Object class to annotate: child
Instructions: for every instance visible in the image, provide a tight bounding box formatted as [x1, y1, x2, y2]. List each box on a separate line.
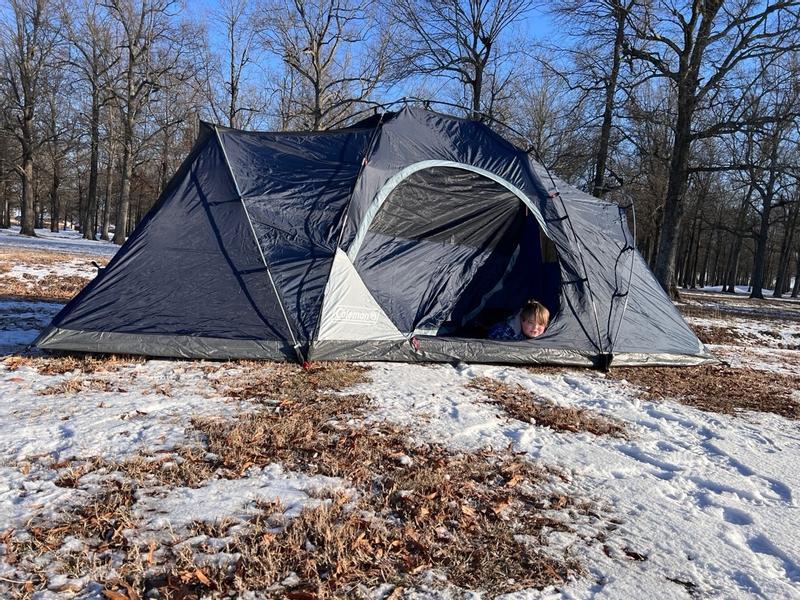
[488, 299, 550, 341]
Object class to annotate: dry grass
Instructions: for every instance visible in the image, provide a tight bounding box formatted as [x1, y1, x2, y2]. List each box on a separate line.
[3, 481, 137, 597]
[213, 361, 371, 403]
[168, 438, 582, 598]
[689, 323, 800, 350]
[51, 449, 217, 490]
[38, 376, 125, 396]
[3, 362, 594, 598]
[469, 377, 628, 438]
[691, 325, 750, 346]
[3, 354, 144, 375]
[0, 248, 107, 301]
[611, 364, 800, 419]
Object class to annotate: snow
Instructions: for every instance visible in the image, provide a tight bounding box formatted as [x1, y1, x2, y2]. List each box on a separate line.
[0, 299, 62, 353]
[135, 464, 347, 532]
[357, 363, 800, 598]
[1, 229, 800, 598]
[0, 227, 119, 256]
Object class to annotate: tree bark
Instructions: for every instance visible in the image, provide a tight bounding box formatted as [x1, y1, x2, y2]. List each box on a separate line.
[591, 1, 626, 198]
[750, 124, 783, 299]
[48, 158, 60, 232]
[772, 201, 799, 297]
[654, 95, 694, 297]
[84, 87, 101, 240]
[113, 116, 133, 245]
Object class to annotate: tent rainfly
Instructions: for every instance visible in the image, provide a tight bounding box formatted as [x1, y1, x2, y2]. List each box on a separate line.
[36, 108, 712, 368]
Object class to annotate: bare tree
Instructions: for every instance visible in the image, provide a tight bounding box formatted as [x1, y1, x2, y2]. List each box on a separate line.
[0, 0, 60, 237]
[199, 0, 267, 128]
[390, 0, 532, 121]
[772, 192, 800, 297]
[257, 0, 391, 130]
[745, 116, 797, 299]
[104, 0, 194, 244]
[0, 125, 14, 228]
[63, 0, 119, 239]
[549, 0, 634, 197]
[622, 0, 800, 296]
[507, 59, 593, 181]
[41, 64, 79, 232]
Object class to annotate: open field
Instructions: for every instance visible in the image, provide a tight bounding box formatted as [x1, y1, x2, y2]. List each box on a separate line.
[1, 231, 799, 599]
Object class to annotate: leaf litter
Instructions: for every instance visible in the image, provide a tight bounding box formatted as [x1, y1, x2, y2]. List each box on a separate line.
[1, 362, 605, 599]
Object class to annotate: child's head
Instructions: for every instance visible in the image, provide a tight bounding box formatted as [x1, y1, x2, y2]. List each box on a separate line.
[520, 299, 549, 338]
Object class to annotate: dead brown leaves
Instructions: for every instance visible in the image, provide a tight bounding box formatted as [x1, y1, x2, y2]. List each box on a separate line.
[611, 364, 800, 419]
[3, 363, 595, 598]
[214, 361, 371, 403]
[691, 325, 749, 346]
[3, 354, 143, 375]
[185, 366, 587, 596]
[180, 429, 582, 597]
[469, 377, 628, 438]
[38, 377, 125, 396]
[4, 480, 137, 596]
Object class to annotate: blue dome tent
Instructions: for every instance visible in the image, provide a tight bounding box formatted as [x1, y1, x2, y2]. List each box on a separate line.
[36, 108, 711, 368]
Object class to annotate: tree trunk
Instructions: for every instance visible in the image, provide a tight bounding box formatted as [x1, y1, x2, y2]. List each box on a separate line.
[113, 123, 133, 245]
[698, 223, 717, 288]
[49, 159, 60, 232]
[19, 150, 36, 236]
[750, 130, 782, 299]
[84, 88, 101, 240]
[680, 210, 699, 288]
[654, 94, 694, 297]
[750, 201, 773, 299]
[773, 201, 799, 297]
[724, 190, 752, 292]
[0, 164, 8, 228]
[471, 61, 484, 121]
[591, 2, 625, 198]
[791, 251, 800, 297]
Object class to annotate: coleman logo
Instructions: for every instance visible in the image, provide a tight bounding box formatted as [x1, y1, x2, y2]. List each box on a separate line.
[332, 305, 383, 323]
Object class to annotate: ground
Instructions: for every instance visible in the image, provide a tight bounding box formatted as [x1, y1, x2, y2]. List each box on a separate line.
[0, 227, 799, 599]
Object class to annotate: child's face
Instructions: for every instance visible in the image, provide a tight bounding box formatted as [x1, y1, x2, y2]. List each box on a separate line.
[521, 316, 546, 338]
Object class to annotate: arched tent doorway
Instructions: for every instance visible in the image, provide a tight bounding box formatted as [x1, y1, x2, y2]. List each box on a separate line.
[348, 163, 561, 338]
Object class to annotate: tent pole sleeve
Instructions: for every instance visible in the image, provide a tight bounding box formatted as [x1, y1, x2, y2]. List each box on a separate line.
[609, 201, 637, 354]
[213, 125, 304, 361]
[537, 177, 606, 355]
[346, 160, 551, 262]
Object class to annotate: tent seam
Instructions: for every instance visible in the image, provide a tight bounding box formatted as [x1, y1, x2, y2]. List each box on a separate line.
[213, 125, 303, 358]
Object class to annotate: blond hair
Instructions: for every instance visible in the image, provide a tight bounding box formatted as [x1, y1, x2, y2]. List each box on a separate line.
[520, 299, 549, 326]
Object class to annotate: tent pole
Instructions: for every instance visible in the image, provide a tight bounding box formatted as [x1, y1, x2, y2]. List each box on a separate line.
[213, 125, 305, 364]
[609, 201, 637, 355]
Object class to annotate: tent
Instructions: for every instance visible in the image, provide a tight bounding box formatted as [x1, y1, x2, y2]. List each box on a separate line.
[36, 107, 712, 367]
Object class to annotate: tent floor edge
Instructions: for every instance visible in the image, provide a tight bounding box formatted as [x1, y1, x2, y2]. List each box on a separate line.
[34, 327, 298, 361]
[309, 338, 716, 367]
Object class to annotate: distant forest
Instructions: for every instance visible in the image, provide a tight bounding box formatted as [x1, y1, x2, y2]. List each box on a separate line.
[2, 0, 800, 298]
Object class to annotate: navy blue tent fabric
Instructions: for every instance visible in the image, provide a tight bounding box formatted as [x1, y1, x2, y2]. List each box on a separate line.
[48, 127, 292, 343]
[36, 108, 711, 367]
[218, 128, 372, 338]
